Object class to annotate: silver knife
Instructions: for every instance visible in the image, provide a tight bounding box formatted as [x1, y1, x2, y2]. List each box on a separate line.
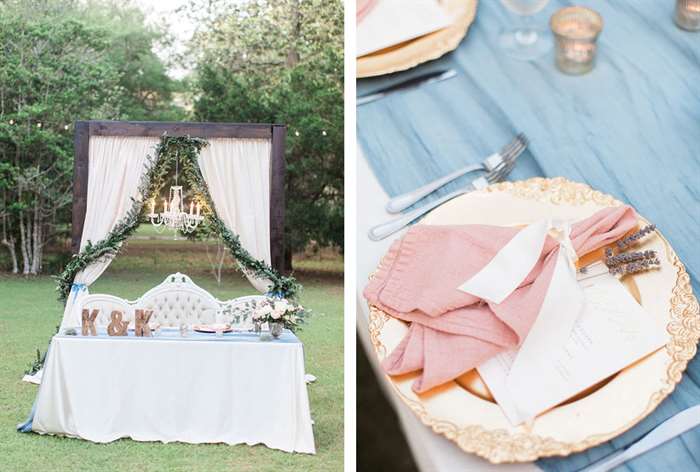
[581, 404, 700, 472]
[357, 69, 457, 106]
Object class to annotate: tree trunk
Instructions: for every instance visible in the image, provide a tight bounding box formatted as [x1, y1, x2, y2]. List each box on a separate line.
[1, 191, 19, 274]
[19, 209, 31, 275]
[30, 199, 41, 274]
[205, 238, 226, 286]
[284, 246, 293, 274]
[286, 0, 301, 67]
[1, 236, 18, 273]
[215, 243, 224, 285]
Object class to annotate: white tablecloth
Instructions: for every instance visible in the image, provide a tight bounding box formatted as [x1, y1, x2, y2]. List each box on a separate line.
[356, 149, 537, 471]
[32, 330, 315, 454]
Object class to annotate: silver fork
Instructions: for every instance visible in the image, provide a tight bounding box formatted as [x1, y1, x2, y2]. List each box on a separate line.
[368, 158, 517, 241]
[385, 133, 528, 213]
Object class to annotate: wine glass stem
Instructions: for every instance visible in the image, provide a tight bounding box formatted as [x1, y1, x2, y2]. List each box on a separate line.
[515, 15, 538, 46]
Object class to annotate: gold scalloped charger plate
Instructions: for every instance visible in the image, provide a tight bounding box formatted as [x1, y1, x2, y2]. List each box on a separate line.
[368, 177, 700, 463]
[357, 0, 478, 78]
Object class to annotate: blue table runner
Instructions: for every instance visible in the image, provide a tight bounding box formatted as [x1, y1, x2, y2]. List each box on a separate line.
[358, 1, 700, 470]
[52, 329, 300, 344]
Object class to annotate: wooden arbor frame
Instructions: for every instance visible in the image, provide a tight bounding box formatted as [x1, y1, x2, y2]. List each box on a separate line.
[71, 121, 287, 273]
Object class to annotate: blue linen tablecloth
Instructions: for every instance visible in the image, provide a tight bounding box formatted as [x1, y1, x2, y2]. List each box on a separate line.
[357, 1, 700, 470]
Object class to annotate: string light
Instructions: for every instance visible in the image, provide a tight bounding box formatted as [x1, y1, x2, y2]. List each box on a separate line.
[322, 130, 327, 136]
[36, 122, 42, 128]
[8, 119, 14, 125]
[294, 131, 300, 137]
[64, 125, 70, 130]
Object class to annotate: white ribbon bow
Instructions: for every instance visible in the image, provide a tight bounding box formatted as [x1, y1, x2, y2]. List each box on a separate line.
[458, 219, 585, 423]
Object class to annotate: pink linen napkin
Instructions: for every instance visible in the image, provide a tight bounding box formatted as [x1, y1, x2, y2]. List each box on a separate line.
[357, 0, 378, 23]
[364, 206, 638, 393]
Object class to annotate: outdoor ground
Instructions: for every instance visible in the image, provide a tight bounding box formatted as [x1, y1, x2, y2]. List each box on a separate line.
[0, 228, 343, 472]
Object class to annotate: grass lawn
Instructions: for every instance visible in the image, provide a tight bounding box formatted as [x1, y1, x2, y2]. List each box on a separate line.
[0, 232, 343, 472]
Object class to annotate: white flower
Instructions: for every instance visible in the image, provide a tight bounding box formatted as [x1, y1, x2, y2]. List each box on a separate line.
[252, 302, 273, 320]
[274, 300, 289, 313]
[271, 310, 282, 320]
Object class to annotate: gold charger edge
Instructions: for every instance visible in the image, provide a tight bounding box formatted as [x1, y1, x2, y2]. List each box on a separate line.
[357, 0, 478, 78]
[367, 177, 700, 463]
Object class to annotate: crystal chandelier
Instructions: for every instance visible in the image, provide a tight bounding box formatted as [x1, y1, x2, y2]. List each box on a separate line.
[147, 153, 204, 234]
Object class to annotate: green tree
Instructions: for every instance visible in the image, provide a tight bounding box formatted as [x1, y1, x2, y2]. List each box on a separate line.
[0, 0, 182, 274]
[77, 0, 186, 121]
[184, 0, 344, 268]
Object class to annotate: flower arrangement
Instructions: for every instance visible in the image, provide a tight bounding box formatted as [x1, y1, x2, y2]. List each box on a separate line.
[252, 297, 308, 332]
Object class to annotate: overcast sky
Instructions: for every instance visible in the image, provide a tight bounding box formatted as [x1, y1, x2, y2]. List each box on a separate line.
[133, 0, 197, 79]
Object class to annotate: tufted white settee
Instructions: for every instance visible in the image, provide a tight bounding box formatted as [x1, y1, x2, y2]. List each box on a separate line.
[78, 272, 265, 329]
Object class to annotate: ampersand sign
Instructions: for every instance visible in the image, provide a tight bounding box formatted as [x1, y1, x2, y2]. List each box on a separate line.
[107, 310, 129, 336]
[81, 309, 98, 336]
[134, 309, 153, 337]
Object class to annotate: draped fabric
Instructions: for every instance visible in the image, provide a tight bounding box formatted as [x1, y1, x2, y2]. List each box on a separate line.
[198, 138, 273, 293]
[59, 136, 159, 329]
[365, 206, 638, 394]
[30, 331, 315, 453]
[59, 135, 273, 326]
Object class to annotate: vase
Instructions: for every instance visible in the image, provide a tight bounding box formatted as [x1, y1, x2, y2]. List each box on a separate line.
[253, 320, 262, 336]
[269, 321, 283, 339]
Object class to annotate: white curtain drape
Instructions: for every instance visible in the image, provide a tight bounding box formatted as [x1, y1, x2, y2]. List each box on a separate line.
[198, 138, 272, 293]
[60, 136, 159, 329]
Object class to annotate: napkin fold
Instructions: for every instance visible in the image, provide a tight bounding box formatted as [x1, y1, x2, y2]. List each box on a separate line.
[364, 205, 638, 393]
[357, 0, 377, 23]
[356, 0, 452, 57]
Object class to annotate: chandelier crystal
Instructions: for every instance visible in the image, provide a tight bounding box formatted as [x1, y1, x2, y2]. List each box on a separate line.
[148, 186, 203, 234]
[147, 152, 203, 234]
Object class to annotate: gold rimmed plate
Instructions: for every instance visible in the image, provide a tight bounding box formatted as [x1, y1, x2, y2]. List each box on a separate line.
[357, 0, 478, 78]
[367, 177, 700, 463]
[193, 324, 233, 334]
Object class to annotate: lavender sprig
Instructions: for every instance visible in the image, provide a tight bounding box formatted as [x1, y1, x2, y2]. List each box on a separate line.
[616, 224, 656, 250]
[609, 257, 661, 276]
[579, 225, 660, 279]
[605, 249, 657, 267]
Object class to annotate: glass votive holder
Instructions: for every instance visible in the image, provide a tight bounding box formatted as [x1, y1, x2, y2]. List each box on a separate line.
[675, 0, 700, 31]
[550, 6, 604, 75]
[179, 323, 190, 337]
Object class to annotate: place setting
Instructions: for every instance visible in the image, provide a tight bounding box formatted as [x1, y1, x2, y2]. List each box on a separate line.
[356, 0, 477, 78]
[360, 129, 700, 468]
[356, 1, 700, 470]
[356, 0, 608, 122]
[364, 172, 698, 464]
[359, 128, 700, 469]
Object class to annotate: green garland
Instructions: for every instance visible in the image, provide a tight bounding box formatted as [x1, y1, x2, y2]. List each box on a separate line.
[55, 135, 300, 303]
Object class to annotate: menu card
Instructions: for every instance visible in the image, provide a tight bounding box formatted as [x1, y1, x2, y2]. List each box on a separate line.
[477, 274, 668, 426]
[357, 0, 452, 57]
